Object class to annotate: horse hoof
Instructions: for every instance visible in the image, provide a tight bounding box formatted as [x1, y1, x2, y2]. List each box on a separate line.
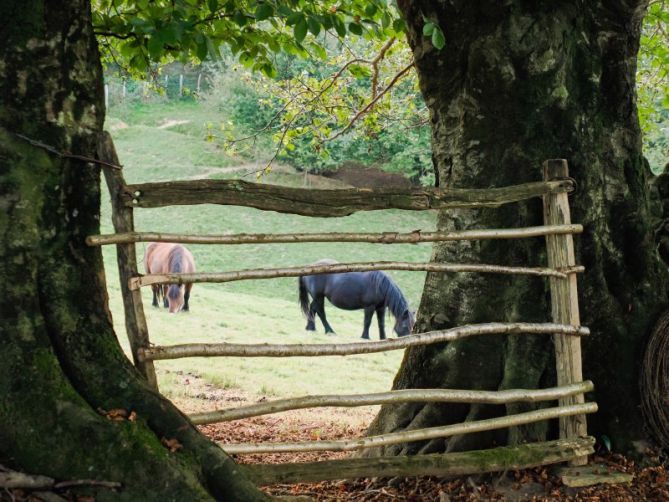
[361, 335, 370, 340]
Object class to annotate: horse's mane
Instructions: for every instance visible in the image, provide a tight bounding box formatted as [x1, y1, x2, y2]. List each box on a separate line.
[167, 246, 186, 300]
[370, 271, 409, 318]
[168, 246, 185, 274]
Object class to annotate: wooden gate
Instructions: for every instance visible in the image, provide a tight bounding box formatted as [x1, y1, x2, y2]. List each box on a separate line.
[89, 133, 596, 484]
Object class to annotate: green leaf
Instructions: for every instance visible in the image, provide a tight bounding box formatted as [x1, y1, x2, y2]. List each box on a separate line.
[348, 64, 371, 78]
[207, 0, 218, 13]
[321, 14, 333, 30]
[260, 62, 277, 78]
[294, 19, 308, 43]
[195, 37, 208, 61]
[310, 42, 327, 60]
[255, 4, 273, 21]
[233, 11, 248, 26]
[365, 4, 377, 17]
[277, 5, 292, 16]
[431, 26, 445, 50]
[381, 13, 391, 28]
[307, 16, 321, 36]
[286, 12, 303, 26]
[423, 21, 435, 36]
[239, 51, 254, 68]
[160, 24, 180, 44]
[333, 16, 346, 37]
[392, 18, 405, 33]
[348, 22, 363, 36]
[147, 36, 163, 59]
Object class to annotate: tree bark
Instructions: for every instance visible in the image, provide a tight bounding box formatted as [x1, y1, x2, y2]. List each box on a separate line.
[0, 2, 267, 500]
[367, 0, 668, 455]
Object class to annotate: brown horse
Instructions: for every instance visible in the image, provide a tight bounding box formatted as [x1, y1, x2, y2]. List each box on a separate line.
[143, 243, 196, 313]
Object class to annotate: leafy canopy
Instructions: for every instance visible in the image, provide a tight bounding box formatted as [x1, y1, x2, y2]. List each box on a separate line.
[93, 0, 406, 77]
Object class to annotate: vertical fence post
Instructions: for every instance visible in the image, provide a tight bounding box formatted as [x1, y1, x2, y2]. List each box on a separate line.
[543, 159, 587, 466]
[179, 74, 184, 96]
[104, 84, 109, 109]
[97, 132, 159, 390]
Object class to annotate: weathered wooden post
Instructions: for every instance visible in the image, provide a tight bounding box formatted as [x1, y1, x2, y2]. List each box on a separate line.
[98, 131, 159, 390]
[543, 159, 587, 465]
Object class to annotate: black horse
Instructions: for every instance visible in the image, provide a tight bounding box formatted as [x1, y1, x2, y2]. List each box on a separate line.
[298, 259, 415, 339]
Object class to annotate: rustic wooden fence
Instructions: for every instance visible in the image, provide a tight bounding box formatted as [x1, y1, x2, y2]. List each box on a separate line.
[90, 132, 596, 484]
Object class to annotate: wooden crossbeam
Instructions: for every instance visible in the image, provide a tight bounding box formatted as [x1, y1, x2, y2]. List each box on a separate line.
[86, 224, 583, 246]
[190, 381, 594, 425]
[139, 323, 589, 361]
[242, 437, 596, 485]
[122, 178, 576, 215]
[221, 403, 598, 454]
[129, 261, 585, 290]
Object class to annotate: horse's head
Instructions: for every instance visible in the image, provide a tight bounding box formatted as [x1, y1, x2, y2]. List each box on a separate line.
[166, 284, 185, 313]
[393, 309, 415, 337]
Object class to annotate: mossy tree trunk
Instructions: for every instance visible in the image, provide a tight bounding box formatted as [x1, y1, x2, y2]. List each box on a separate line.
[0, 2, 267, 500]
[367, 0, 668, 455]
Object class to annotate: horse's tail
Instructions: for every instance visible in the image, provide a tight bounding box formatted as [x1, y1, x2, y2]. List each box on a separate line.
[298, 276, 310, 318]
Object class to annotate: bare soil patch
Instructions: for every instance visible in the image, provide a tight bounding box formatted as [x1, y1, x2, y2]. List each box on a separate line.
[322, 165, 414, 189]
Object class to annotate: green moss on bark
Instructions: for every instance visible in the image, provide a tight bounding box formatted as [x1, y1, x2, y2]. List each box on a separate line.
[369, 0, 668, 456]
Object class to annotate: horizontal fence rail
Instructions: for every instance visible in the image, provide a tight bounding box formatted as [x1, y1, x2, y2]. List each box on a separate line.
[243, 437, 596, 485]
[140, 322, 590, 361]
[190, 381, 594, 425]
[122, 178, 576, 215]
[86, 224, 583, 247]
[221, 402, 598, 454]
[129, 261, 585, 290]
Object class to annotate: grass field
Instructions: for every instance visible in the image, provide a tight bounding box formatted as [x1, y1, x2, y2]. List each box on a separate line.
[103, 101, 436, 409]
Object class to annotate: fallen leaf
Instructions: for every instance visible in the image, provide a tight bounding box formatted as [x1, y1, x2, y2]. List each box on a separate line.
[161, 438, 183, 453]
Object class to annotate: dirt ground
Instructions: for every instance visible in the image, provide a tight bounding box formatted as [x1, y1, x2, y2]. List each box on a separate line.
[192, 386, 669, 501]
[203, 419, 669, 501]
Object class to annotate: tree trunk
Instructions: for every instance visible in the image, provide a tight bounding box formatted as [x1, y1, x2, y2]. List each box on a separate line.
[367, 0, 668, 455]
[0, 2, 267, 500]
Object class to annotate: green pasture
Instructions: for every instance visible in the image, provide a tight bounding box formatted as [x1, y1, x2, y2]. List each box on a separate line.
[102, 101, 437, 406]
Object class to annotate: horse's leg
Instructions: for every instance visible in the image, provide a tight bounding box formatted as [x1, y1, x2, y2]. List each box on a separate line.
[305, 299, 317, 331]
[376, 306, 386, 340]
[314, 296, 335, 334]
[183, 284, 192, 312]
[151, 286, 159, 307]
[162, 285, 169, 308]
[361, 306, 375, 340]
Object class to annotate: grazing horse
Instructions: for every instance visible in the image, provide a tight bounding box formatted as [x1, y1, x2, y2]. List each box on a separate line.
[298, 259, 415, 339]
[143, 243, 196, 313]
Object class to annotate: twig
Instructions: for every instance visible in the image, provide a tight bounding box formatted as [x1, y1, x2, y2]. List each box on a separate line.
[14, 133, 123, 170]
[0, 466, 121, 492]
[323, 61, 415, 143]
[53, 480, 122, 490]
[371, 38, 397, 98]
